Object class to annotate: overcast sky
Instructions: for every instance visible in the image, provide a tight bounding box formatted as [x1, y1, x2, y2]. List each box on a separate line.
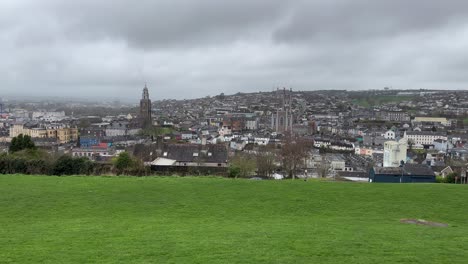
[1, 0, 468, 101]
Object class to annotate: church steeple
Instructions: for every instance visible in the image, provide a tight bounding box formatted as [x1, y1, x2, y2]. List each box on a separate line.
[142, 83, 149, 100]
[139, 83, 152, 127]
[271, 87, 293, 133]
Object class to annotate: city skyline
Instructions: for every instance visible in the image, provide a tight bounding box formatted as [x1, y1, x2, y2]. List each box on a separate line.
[2, 86, 467, 104]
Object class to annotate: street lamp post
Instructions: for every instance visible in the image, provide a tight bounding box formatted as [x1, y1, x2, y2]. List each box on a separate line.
[399, 160, 405, 183]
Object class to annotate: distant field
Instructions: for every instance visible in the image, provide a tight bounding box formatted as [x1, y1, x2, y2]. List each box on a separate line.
[1, 175, 467, 263]
[353, 95, 415, 108]
[463, 117, 468, 125]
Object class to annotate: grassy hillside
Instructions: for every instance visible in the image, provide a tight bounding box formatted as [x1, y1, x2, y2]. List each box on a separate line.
[1, 175, 467, 263]
[352, 95, 415, 108]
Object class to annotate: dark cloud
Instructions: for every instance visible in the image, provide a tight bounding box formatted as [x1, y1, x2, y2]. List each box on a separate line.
[1, 0, 468, 101]
[45, 0, 290, 49]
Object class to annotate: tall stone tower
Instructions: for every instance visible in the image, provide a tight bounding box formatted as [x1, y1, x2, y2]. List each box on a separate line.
[140, 83, 152, 127]
[271, 88, 293, 133]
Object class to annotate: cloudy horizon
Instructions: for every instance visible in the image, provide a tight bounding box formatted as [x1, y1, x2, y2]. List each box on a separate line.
[2, 0, 468, 101]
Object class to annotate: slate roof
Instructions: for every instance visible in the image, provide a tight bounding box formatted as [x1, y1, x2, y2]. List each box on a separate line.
[373, 164, 435, 177]
[403, 164, 435, 176]
[162, 144, 228, 163]
[374, 167, 402, 175]
[406, 131, 447, 136]
[337, 171, 369, 178]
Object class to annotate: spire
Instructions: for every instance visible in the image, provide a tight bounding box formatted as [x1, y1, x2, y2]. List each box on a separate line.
[142, 83, 149, 100]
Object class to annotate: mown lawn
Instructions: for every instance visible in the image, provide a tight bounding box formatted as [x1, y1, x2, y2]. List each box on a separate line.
[0, 175, 467, 263]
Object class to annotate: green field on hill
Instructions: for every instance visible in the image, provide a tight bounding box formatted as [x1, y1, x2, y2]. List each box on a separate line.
[352, 95, 415, 108]
[1, 175, 467, 263]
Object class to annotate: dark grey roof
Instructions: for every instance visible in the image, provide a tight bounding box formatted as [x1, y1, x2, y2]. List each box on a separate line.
[337, 171, 369, 178]
[406, 131, 447, 136]
[450, 148, 468, 154]
[109, 121, 130, 129]
[373, 164, 435, 177]
[403, 164, 435, 176]
[330, 141, 354, 148]
[374, 167, 402, 175]
[163, 144, 228, 163]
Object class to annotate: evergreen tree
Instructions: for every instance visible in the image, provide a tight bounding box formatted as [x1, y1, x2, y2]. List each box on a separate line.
[52, 155, 93, 176]
[113, 152, 134, 175]
[9, 134, 36, 153]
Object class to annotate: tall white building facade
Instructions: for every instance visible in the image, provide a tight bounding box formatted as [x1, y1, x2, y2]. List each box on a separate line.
[383, 139, 407, 167]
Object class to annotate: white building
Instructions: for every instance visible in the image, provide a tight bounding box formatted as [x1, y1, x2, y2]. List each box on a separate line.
[313, 139, 331, 148]
[230, 139, 247, 151]
[328, 154, 346, 171]
[404, 131, 448, 146]
[218, 125, 232, 137]
[11, 109, 29, 119]
[383, 130, 396, 140]
[105, 128, 141, 137]
[383, 139, 407, 167]
[72, 147, 115, 160]
[433, 139, 452, 152]
[254, 137, 269, 146]
[355, 147, 374, 156]
[413, 117, 451, 126]
[246, 119, 258, 130]
[32, 111, 66, 122]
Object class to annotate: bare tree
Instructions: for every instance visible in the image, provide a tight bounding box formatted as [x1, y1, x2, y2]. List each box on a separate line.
[281, 133, 312, 179]
[230, 153, 256, 178]
[256, 146, 277, 178]
[318, 157, 330, 178]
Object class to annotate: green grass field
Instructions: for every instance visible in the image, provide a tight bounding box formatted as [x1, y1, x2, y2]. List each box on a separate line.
[353, 95, 415, 108]
[1, 175, 467, 263]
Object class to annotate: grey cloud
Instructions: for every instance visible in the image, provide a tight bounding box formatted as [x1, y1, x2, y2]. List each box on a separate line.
[1, 0, 468, 101]
[274, 0, 468, 44]
[45, 0, 291, 49]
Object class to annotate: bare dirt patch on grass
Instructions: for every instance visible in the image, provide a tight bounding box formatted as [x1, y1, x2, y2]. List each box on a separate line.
[400, 219, 448, 227]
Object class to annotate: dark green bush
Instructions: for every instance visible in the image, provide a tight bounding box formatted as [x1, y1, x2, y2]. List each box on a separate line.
[228, 166, 241, 178]
[52, 155, 94, 176]
[444, 173, 457, 184]
[9, 134, 36, 153]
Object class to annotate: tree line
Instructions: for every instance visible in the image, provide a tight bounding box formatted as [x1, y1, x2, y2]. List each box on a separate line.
[229, 133, 314, 179]
[5, 133, 317, 179]
[0, 134, 148, 176]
